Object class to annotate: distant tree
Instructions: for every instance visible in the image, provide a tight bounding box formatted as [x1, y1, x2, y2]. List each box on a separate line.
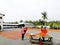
[25, 20, 27, 23]
[28, 20, 33, 23]
[14, 21, 18, 24]
[41, 11, 48, 25]
[25, 20, 29, 23]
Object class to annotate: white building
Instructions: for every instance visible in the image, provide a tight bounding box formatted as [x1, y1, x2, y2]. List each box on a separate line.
[18, 22, 34, 28]
[0, 13, 5, 31]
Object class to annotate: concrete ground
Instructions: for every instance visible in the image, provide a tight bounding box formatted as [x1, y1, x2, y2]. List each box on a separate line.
[0, 28, 60, 45]
[0, 35, 35, 45]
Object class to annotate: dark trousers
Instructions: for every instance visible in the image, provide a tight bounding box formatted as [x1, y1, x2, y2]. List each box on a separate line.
[22, 34, 24, 40]
[42, 37, 45, 41]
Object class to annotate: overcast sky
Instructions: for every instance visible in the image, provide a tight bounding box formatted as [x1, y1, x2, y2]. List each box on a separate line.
[0, 0, 60, 22]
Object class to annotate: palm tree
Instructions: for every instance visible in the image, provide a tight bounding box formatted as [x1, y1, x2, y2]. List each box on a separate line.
[41, 12, 48, 25]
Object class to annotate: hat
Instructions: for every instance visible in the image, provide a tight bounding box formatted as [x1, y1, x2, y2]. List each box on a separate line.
[43, 25, 46, 28]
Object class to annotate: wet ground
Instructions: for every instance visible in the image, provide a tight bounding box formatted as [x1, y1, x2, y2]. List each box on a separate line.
[0, 29, 60, 45]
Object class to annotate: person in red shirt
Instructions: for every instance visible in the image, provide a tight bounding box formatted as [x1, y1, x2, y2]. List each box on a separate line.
[24, 27, 27, 34]
[21, 26, 27, 40]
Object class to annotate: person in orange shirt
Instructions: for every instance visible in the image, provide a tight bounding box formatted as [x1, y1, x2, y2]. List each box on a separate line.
[40, 26, 47, 41]
[41, 26, 47, 36]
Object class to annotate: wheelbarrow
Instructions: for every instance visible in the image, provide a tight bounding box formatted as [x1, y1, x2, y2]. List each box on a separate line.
[29, 34, 53, 45]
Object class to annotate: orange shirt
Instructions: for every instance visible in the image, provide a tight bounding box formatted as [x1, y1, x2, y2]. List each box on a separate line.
[41, 28, 47, 34]
[40, 28, 47, 36]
